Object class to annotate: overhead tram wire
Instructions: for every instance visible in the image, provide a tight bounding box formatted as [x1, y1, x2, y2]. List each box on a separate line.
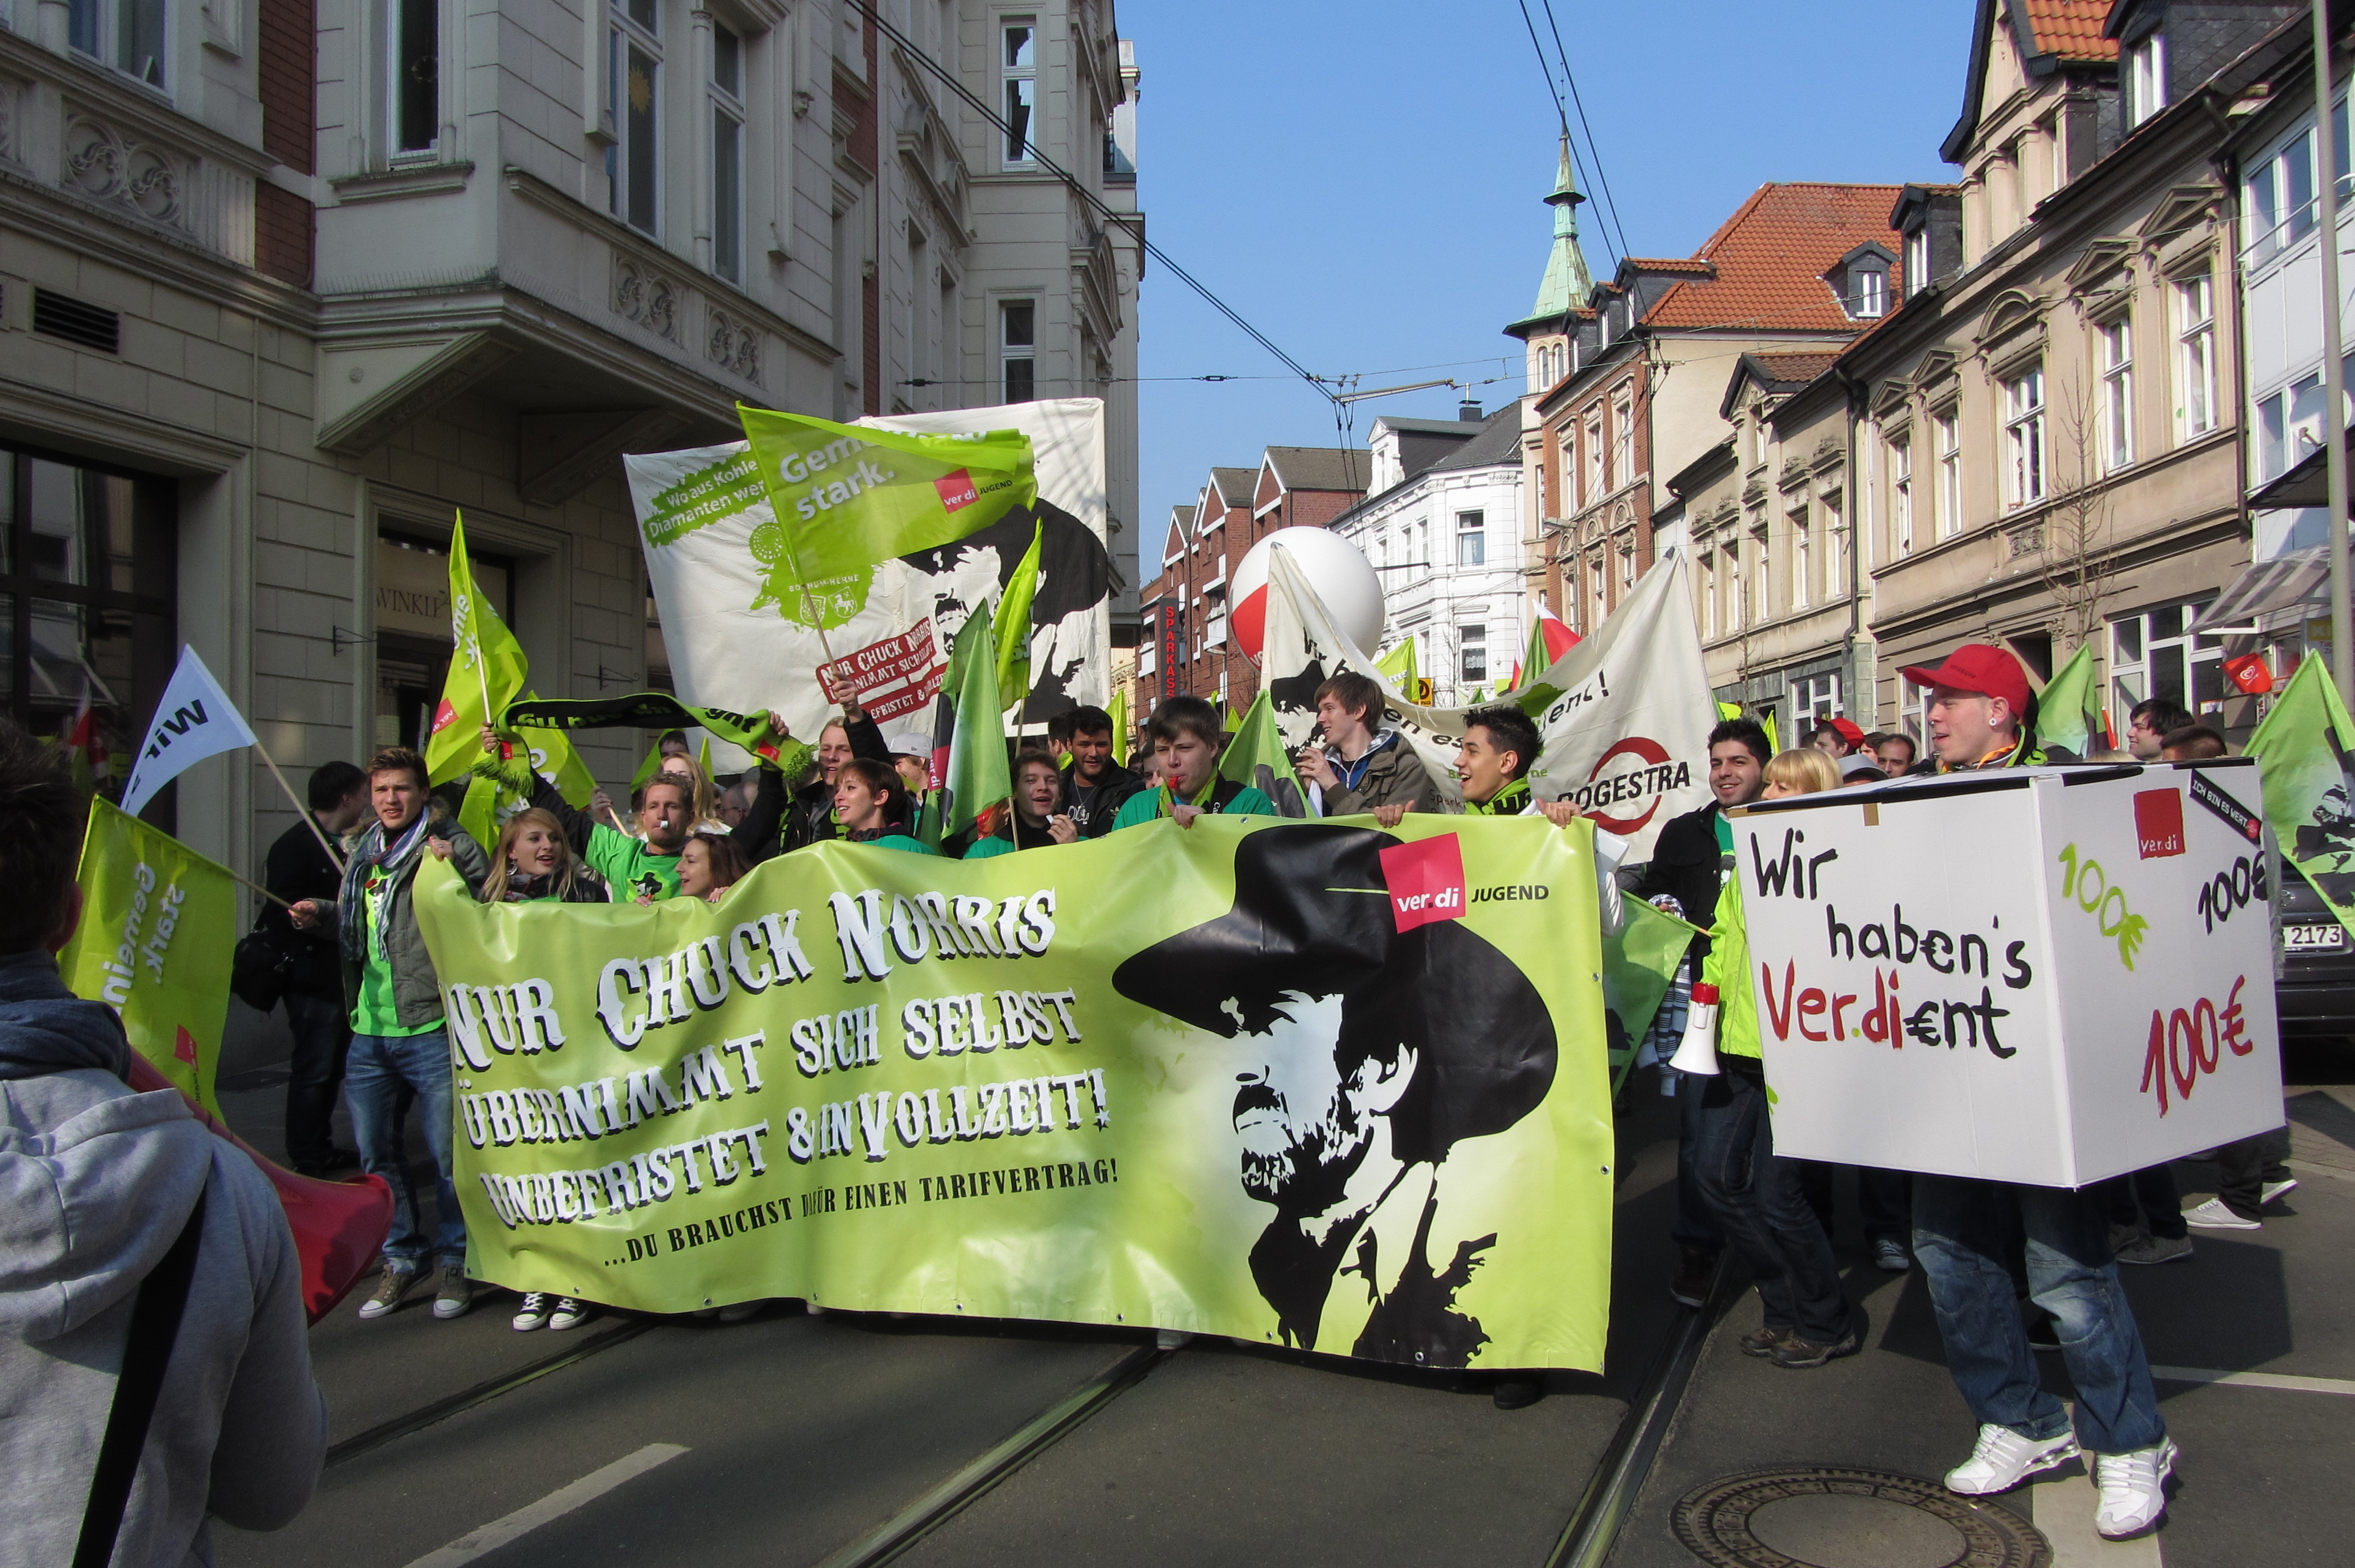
[841, 0, 1339, 412]
[1512, 0, 1618, 274]
[1538, 0, 1634, 264]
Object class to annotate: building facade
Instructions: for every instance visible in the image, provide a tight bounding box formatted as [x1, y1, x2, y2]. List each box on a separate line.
[0, 0, 1140, 887]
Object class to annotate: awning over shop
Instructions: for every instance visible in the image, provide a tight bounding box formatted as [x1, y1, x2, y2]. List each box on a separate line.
[2194, 544, 2329, 630]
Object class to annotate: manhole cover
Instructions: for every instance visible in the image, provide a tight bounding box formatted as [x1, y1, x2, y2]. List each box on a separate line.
[1671, 1468, 2048, 1568]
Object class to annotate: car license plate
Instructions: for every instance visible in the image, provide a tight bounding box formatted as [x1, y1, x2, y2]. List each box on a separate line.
[2284, 923, 2349, 953]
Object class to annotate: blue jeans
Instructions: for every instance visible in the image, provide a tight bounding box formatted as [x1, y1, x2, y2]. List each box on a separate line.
[346, 1030, 466, 1273]
[1912, 1176, 2165, 1455]
[1689, 1064, 1851, 1344]
[1673, 1067, 1723, 1250]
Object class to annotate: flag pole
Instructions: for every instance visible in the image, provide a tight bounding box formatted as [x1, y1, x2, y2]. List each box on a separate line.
[224, 864, 297, 911]
[253, 738, 345, 873]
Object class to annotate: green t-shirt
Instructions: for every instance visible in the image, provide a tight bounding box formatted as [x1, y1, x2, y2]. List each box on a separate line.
[350, 866, 442, 1038]
[1110, 782, 1276, 832]
[586, 822, 682, 902]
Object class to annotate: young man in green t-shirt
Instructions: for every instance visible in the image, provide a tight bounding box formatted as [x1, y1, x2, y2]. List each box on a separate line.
[487, 723, 691, 901]
[1111, 696, 1275, 831]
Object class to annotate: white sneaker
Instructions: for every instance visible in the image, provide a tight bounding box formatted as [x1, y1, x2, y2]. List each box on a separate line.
[2184, 1197, 2260, 1230]
[2263, 1177, 2298, 1204]
[2094, 1439, 2177, 1539]
[512, 1292, 552, 1331]
[547, 1298, 591, 1331]
[1943, 1424, 2079, 1495]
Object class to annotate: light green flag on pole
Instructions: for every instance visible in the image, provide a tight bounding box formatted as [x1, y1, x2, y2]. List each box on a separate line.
[56, 799, 236, 1117]
[1376, 639, 1419, 693]
[1600, 899, 1701, 1090]
[1107, 684, 1129, 766]
[995, 520, 1043, 714]
[2036, 641, 2106, 759]
[943, 602, 1009, 841]
[735, 408, 1036, 619]
[1219, 689, 1309, 816]
[2250, 655, 2355, 932]
[425, 512, 530, 788]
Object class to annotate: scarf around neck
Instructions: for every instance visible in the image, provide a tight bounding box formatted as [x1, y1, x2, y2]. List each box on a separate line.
[337, 810, 433, 962]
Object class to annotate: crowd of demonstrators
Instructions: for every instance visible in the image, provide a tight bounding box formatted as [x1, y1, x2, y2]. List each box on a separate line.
[1, 719, 327, 1562]
[1296, 672, 1447, 819]
[1059, 706, 1146, 836]
[261, 759, 369, 1178]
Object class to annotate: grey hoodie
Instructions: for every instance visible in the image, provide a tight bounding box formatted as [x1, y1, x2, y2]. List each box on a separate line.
[0, 950, 325, 1565]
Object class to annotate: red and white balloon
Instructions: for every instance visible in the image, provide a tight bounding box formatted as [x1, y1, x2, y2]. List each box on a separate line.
[1230, 527, 1386, 665]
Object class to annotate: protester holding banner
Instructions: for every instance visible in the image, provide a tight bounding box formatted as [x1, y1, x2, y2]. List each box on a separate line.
[0, 719, 329, 1565]
[677, 830, 752, 902]
[782, 703, 894, 855]
[1058, 705, 1146, 838]
[262, 760, 367, 1178]
[1111, 697, 1276, 829]
[290, 747, 490, 1321]
[969, 751, 1078, 858]
[481, 810, 609, 905]
[490, 723, 691, 902]
[1455, 705, 1541, 818]
[1631, 717, 1769, 1308]
[1298, 672, 1445, 820]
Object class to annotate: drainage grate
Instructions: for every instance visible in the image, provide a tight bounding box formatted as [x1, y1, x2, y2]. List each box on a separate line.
[1671, 1467, 2049, 1568]
[34, 289, 121, 353]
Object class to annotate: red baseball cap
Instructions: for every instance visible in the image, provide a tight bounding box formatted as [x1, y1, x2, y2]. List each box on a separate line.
[1900, 643, 2032, 718]
[1827, 717, 1867, 746]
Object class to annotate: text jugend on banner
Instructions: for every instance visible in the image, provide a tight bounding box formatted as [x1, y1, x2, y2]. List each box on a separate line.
[414, 816, 1617, 1371]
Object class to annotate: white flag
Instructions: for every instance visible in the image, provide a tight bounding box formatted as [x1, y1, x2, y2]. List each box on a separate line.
[120, 647, 257, 818]
[1258, 547, 1714, 858]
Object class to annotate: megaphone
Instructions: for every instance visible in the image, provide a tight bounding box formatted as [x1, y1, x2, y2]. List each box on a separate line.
[1668, 982, 1722, 1076]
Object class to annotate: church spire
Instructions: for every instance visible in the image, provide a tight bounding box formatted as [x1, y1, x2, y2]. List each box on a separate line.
[1506, 133, 1596, 338]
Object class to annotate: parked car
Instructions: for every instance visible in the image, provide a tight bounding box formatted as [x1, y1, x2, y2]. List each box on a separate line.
[2276, 861, 2355, 1038]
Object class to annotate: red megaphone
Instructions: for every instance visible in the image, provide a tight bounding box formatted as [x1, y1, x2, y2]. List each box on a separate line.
[126, 1055, 394, 1326]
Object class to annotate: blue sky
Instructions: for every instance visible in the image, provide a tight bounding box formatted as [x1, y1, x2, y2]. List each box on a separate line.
[1118, 0, 1981, 537]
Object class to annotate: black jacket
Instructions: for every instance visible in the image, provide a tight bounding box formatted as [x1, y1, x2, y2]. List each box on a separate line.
[260, 819, 345, 999]
[735, 712, 891, 862]
[1059, 760, 1146, 839]
[1631, 800, 1733, 961]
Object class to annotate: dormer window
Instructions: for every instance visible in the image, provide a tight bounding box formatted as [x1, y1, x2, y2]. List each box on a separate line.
[1905, 228, 1929, 297]
[1830, 244, 1895, 321]
[2127, 32, 2167, 127]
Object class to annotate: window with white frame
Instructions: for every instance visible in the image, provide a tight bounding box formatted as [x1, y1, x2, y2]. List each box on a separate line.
[387, 0, 438, 152]
[1723, 545, 1742, 630]
[2108, 599, 2221, 722]
[2098, 317, 2133, 473]
[1701, 556, 1717, 638]
[1590, 553, 1607, 628]
[608, 0, 661, 235]
[2175, 273, 2216, 437]
[1001, 17, 1038, 167]
[1000, 300, 1036, 402]
[2127, 32, 2166, 127]
[1790, 671, 1842, 723]
[1790, 508, 1810, 610]
[2003, 367, 2045, 510]
[1752, 532, 1770, 623]
[1905, 228, 1929, 297]
[2245, 121, 2317, 264]
[2256, 373, 2325, 481]
[1612, 390, 1634, 484]
[1934, 410, 1961, 537]
[1618, 544, 1634, 596]
[1890, 434, 1914, 555]
[1460, 623, 1487, 685]
[69, 0, 167, 91]
[711, 22, 745, 285]
[1584, 410, 1604, 504]
[1455, 510, 1485, 567]
[1826, 493, 1846, 599]
[1848, 259, 1889, 319]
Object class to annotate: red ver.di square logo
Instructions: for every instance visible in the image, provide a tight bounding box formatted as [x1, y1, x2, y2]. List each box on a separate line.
[2132, 789, 2185, 859]
[1379, 833, 1467, 932]
[934, 469, 980, 512]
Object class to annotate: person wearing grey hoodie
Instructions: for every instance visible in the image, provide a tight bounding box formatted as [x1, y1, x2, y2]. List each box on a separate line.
[0, 720, 326, 1564]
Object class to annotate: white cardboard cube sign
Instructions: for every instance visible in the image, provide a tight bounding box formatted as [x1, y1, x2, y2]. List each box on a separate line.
[1731, 761, 2283, 1188]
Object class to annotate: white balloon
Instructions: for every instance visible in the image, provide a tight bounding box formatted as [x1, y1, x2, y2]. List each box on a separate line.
[1231, 527, 1385, 665]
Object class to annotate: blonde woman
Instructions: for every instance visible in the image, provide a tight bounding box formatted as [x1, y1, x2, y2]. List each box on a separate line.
[1686, 745, 1860, 1370]
[482, 809, 609, 905]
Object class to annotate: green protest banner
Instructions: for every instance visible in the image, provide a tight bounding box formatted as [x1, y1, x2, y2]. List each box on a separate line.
[414, 815, 1615, 1370]
[57, 799, 236, 1117]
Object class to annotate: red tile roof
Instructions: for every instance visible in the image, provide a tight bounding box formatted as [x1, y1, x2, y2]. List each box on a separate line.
[2021, 0, 2118, 62]
[1750, 350, 1843, 386]
[1643, 182, 1909, 333]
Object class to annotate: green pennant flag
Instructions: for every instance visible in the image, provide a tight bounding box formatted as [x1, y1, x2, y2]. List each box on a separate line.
[735, 407, 1036, 613]
[425, 513, 532, 788]
[2036, 642, 2107, 759]
[1107, 684, 1129, 767]
[1376, 639, 1419, 693]
[1220, 689, 1309, 816]
[631, 740, 665, 793]
[1600, 899, 1701, 1084]
[1717, 700, 1742, 721]
[943, 604, 1009, 842]
[56, 799, 236, 1118]
[2250, 656, 2355, 933]
[996, 520, 1043, 714]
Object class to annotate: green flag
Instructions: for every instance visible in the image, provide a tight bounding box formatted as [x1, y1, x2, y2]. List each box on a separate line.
[1376, 640, 1418, 693]
[425, 513, 530, 788]
[1220, 689, 1309, 816]
[2250, 656, 2355, 932]
[1601, 899, 1700, 1085]
[2036, 642, 2107, 759]
[943, 603, 1009, 841]
[735, 407, 1036, 612]
[57, 799, 236, 1118]
[1108, 684, 1129, 767]
[996, 520, 1043, 713]
[503, 692, 791, 765]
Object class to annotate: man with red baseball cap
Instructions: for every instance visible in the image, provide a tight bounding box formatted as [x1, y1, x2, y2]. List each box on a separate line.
[1900, 644, 2045, 772]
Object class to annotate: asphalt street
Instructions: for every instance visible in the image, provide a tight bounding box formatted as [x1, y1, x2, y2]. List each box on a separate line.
[204, 1000, 2355, 1568]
